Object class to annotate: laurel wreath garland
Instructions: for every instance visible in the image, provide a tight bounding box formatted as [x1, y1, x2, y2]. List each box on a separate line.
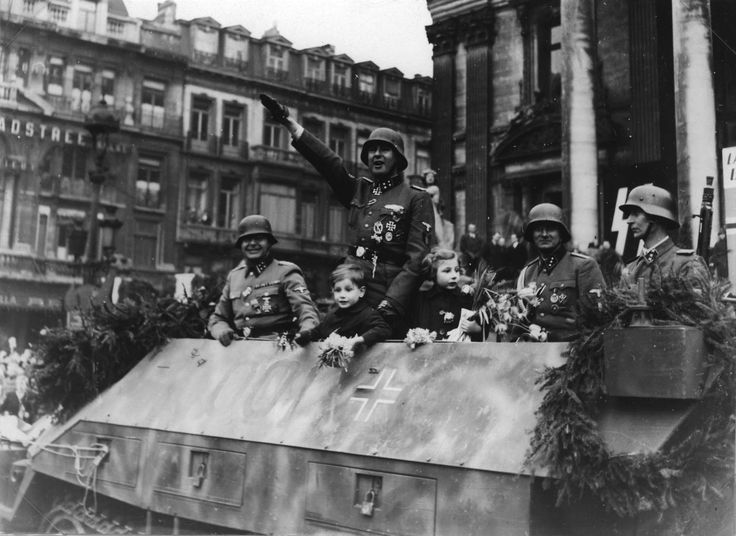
[25, 275, 221, 422]
[525, 277, 736, 526]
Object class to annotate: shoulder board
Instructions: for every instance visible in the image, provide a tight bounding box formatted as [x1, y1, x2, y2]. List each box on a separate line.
[277, 260, 298, 268]
[571, 251, 593, 260]
[411, 184, 428, 192]
[360, 176, 374, 184]
[524, 257, 539, 267]
[676, 249, 695, 256]
[231, 262, 246, 272]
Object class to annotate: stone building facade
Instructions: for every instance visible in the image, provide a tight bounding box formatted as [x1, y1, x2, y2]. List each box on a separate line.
[426, 0, 733, 261]
[0, 0, 432, 347]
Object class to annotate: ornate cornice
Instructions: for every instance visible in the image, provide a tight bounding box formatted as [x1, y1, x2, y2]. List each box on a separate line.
[466, 7, 495, 48]
[426, 18, 459, 56]
[426, 5, 495, 54]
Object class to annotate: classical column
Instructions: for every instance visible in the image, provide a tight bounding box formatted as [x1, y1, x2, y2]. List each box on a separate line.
[465, 9, 494, 239]
[561, 0, 598, 247]
[672, 0, 719, 248]
[426, 21, 457, 204]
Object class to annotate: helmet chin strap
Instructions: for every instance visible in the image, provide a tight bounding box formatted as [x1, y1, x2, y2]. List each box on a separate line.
[639, 221, 652, 242]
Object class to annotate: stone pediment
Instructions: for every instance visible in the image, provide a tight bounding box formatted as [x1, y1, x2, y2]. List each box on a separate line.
[225, 25, 251, 37]
[303, 45, 334, 57]
[262, 26, 293, 46]
[333, 53, 354, 64]
[355, 60, 380, 71]
[381, 67, 404, 78]
[191, 16, 221, 28]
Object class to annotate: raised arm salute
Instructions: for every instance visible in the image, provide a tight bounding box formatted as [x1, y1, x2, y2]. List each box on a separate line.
[260, 94, 435, 335]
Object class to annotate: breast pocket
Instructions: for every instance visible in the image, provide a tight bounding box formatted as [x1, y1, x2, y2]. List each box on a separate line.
[548, 279, 578, 313]
[377, 208, 408, 244]
[251, 286, 291, 315]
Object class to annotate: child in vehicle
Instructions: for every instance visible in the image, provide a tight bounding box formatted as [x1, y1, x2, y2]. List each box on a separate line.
[295, 264, 391, 348]
[409, 248, 479, 340]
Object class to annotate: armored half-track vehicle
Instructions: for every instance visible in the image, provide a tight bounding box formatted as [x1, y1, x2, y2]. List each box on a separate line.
[0, 336, 732, 535]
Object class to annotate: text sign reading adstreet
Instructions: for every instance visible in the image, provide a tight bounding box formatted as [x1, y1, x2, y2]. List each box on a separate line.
[722, 146, 736, 189]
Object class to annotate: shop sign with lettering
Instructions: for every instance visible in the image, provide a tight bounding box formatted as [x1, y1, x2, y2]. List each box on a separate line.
[0, 116, 129, 154]
[0, 293, 61, 310]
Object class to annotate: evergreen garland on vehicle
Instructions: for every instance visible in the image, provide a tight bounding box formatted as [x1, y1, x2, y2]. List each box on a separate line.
[525, 278, 736, 525]
[25, 275, 221, 422]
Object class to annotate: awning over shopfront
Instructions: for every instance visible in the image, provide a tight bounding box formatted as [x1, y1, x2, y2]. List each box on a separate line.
[0, 279, 65, 311]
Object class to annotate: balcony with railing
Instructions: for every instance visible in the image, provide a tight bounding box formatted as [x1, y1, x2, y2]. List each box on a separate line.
[192, 50, 218, 67]
[250, 145, 306, 167]
[0, 250, 82, 283]
[45, 94, 86, 117]
[222, 56, 249, 73]
[106, 15, 140, 42]
[357, 90, 378, 106]
[0, 82, 18, 105]
[177, 221, 238, 245]
[264, 67, 289, 82]
[304, 77, 328, 93]
[330, 83, 352, 99]
[220, 140, 249, 159]
[186, 133, 218, 154]
[138, 108, 182, 135]
[381, 94, 401, 110]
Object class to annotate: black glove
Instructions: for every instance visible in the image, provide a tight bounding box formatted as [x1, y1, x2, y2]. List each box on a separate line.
[377, 299, 399, 321]
[260, 93, 290, 124]
[210, 325, 234, 347]
[294, 330, 311, 347]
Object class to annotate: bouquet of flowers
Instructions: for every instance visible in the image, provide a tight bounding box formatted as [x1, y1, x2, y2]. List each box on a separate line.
[275, 331, 296, 352]
[316, 332, 356, 370]
[472, 282, 548, 342]
[403, 328, 437, 349]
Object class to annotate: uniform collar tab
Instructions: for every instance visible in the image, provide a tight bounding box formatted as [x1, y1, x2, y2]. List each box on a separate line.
[246, 255, 273, 276]
[538, 246, 566, 274]
[371, 174, 402, 195]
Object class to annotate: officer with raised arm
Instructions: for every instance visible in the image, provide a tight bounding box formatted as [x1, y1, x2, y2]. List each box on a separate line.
[618, 183, 709, 290]
[208, 214, 320, 346]
[260, 94, 434, 334]
[517, 203, 605, 342]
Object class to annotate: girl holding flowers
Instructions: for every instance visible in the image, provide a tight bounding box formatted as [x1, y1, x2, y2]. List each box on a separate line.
[408, 248, 480, 340]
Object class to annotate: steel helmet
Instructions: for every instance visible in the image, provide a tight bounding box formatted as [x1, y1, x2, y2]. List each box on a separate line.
[360, 128, 408, 172]
[523, 203, 571, 242]
[235, 214, 277, 246]
[618, 183, 679, 228]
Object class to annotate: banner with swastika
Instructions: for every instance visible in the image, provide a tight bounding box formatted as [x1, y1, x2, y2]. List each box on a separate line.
[722, 146, 736, 189]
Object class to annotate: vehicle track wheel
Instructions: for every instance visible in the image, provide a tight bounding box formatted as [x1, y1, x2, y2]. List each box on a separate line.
[41, 506, 87, 534]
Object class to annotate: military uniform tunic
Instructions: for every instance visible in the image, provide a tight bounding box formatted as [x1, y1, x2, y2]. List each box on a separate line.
[208, 257, 319, 338]
[517, 249, 605, 342]
[620, 237, 709, 290]
[292, 130, 435, 315]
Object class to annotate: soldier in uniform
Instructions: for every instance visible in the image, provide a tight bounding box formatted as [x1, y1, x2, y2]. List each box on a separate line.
[618, 183, 710, 290]
[516, 203, 605, 342]
[260, 94, 435, 334]
[208, 215, 320, 346]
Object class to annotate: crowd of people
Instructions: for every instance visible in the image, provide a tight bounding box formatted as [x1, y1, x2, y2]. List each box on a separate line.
[0, 336, 32, 419]
[206, 95, 713, 352]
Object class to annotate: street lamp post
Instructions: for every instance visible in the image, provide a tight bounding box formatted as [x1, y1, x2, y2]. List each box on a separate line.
[83, 99, 120, 266]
